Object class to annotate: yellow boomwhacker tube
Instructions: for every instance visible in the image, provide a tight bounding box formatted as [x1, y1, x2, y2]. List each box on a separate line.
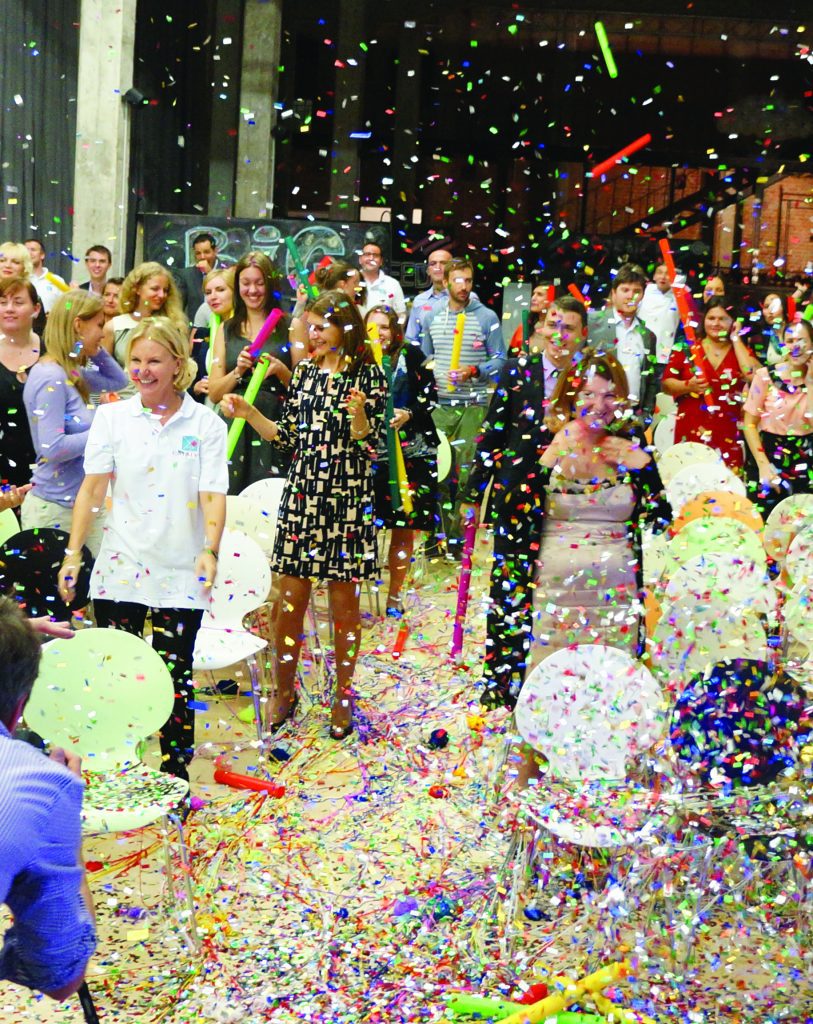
[447, 311, 466, 391]
[589, 990, 658, 1024]
[498, 961, 630, 1024]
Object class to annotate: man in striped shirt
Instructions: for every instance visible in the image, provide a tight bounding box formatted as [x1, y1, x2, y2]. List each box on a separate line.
[0, 599, 96, 1000]
[421, 258, 506, 558]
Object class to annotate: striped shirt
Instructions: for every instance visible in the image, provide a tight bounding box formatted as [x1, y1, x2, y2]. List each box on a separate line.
[425, 300, 506, 406]
[0, 723, 96, 993]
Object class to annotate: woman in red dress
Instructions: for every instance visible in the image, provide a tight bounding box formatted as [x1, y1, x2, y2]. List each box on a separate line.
[661, 299, 759, 469]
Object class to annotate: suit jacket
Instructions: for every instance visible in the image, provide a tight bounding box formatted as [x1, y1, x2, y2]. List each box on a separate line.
[587, 309, 660, 423]
[174, 265, 207, 323]
[463, 353, 555, 521]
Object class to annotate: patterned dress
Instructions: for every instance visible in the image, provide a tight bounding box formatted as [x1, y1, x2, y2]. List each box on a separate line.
[271, 359, 388, 581]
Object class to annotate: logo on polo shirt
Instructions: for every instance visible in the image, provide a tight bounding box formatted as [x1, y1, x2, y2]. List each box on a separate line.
[180, 435, 200, 454]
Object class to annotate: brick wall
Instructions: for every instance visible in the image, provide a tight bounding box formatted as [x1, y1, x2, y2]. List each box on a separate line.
[714, 173, 813, 276]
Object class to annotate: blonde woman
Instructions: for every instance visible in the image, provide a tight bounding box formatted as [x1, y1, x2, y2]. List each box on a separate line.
[190, 267, 235, 400]
[22, 291, 127, 552]
[58, 317, 227, 781]
[0, 242, 34, 280]
[102, 261, 187, 397]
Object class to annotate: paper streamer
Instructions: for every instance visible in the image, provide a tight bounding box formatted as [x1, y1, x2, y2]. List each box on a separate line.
[226, 354, 270, 460]
[247, 308, 284, 358]
[589, 133, 652, 178]
[448, 312, 466, 392]
[284, 236, 319, 300]
[450, 521, 476, 662]
[521, 308, 530, 343]
[446, 994, 524, 1018]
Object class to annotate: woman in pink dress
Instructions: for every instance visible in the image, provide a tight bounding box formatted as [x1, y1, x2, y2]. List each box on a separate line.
[661, 299, 759, 469]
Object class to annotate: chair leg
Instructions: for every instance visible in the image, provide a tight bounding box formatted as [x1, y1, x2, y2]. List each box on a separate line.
[165, 812, 201, 951]
[246, 653, 264, 745]
[78, 981, 101, 1024]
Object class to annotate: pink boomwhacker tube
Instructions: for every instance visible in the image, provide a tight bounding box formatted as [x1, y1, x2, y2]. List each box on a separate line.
[450, 522, 477, 661]
[247, 308, 284, 359]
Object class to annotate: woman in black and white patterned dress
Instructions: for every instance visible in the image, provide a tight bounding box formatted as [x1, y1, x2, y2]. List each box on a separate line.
[223, 290, 387, 739]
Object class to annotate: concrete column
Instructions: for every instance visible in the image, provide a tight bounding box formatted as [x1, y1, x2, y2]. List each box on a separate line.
[328, 1, 366, 220]
[208, 0, 243, 217]
[71, 0, 137, 278]
[234, 0, 282, 219]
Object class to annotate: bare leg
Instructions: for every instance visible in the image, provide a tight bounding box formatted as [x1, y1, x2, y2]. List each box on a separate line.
[271, 574, 312, 723]
[327, 579, 362, 734]
[386, 527, 415, 608]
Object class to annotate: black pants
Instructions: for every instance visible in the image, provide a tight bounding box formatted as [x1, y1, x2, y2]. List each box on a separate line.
[94, 600, 203, 778]
[744, 431, 813, 521]
[482, 517, 536, 699]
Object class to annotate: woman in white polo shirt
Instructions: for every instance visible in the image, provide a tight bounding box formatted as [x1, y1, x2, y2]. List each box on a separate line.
[57, 317, 228, 781]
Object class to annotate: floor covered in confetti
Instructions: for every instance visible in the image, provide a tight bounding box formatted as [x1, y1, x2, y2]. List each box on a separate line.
[2, 536, 812, 1023]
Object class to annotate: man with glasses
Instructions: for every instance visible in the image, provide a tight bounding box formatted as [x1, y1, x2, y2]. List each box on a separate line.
[358, 241, 406, 317]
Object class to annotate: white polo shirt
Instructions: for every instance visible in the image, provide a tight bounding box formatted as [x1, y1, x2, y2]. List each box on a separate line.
[360, 271, 406, 315]
[83, 393, 228, 609]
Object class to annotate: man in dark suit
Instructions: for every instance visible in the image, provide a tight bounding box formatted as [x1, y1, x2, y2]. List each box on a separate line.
[78, 244, 112, 296]
[174, 233, 220, 323]
[587, 263, 660, 425]
[460, 296, 588, 709]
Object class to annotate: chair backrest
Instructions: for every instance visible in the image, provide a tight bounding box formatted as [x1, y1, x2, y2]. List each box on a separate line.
[201, 527, 272, 629]
[649, 605, 769, 689]
[436, 429, 452, 483]
[652, 414, 676, 456]
[666, 462, 745, 516]
[672, 489, 763, 536]
[657, 441, 722, 485]
[226, 495, 277, 558]
[0, 528, 93, 617]
[665, 516, 767, 576]
[239, 476, 286, 511]
[661, 550, 768, 612]
[785, 579, 812, 648]
[515, 645, 665, 781]
[24, 628, 174, 771]
[0, 507, 20, 546]
[786, 524, 813, 587]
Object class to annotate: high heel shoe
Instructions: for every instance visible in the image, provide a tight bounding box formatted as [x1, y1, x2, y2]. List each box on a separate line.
[329, 720, 354, 741]
[266, 695, 298, 735]
[329, 697, 354, 740]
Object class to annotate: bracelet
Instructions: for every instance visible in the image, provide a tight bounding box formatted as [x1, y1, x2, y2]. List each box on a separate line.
[350, 423, 371, 440]
[203, 547, 219, 559]
[468, 365, 479, 378]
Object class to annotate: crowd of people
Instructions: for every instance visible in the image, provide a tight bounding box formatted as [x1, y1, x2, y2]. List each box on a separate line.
[1, 230, 812, 1000]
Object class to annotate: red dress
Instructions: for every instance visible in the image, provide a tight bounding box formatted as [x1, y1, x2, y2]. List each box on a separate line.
[663, 340, 750, 469]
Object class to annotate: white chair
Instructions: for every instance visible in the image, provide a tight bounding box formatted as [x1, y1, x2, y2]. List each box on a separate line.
[763, 494, 813, 565]
[660, 551, 770, 614]
[192, 528, 272, 743]
[483, 645, 671, 957]
[649, 605, 769, 690]
[657, 441, 722, 485]
[0, 507, 19, 545]
[653, 413, 676, 455]
[786, 524, 813, 588]
[226, 494, 279, 558]
[664, 516, 767, 577]
[436, 429, 452, 483]
[665, 462, 746, 517]
[240, 475, 287, 511]
[24, 628, 199, 947]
